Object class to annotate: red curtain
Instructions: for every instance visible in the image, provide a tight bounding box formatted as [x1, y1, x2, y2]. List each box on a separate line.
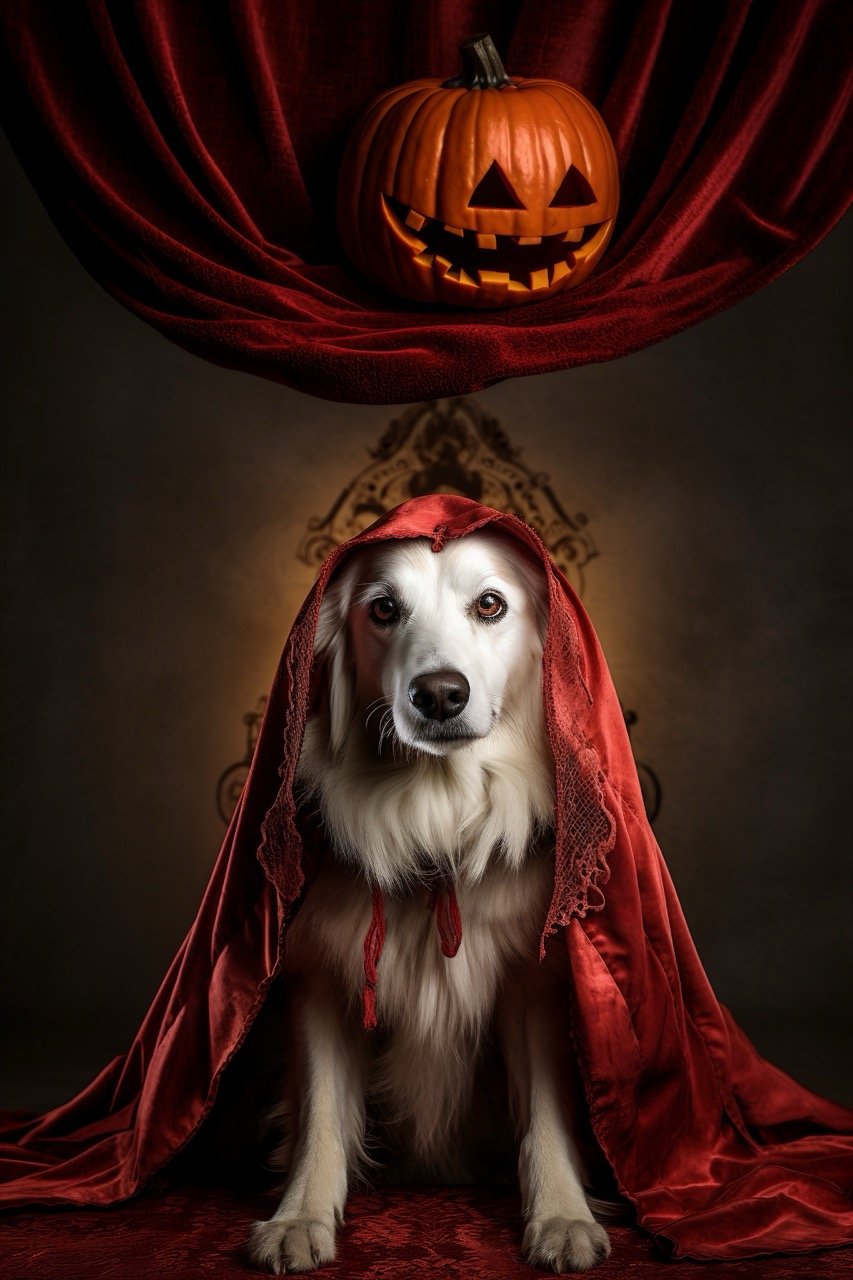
[2, 1, 851, 404]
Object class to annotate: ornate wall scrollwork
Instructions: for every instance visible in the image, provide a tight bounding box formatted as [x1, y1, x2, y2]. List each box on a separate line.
[296, 398, 597, 595]
[218, 398, 661, 825]
[215, 697, 267, 825]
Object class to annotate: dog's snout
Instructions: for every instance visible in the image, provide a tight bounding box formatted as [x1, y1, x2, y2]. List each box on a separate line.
[408, 670, 470, 721]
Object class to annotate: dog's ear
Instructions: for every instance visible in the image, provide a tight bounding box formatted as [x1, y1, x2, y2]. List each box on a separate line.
[313, 563, 357, 757]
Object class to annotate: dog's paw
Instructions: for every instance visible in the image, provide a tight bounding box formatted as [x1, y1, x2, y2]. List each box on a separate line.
[524, 1217, 611, 1273]
[249, 1217, 336, 1274]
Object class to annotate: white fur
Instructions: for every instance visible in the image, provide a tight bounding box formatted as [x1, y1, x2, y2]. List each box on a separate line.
[249, 529, 611, 1274]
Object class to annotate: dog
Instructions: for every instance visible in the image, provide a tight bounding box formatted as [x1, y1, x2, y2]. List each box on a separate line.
[249, 527, 612, 1274]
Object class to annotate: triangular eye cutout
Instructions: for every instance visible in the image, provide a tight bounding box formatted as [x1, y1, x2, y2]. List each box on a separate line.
[549, 165, 596, 207]
[469, 161, 525, 209]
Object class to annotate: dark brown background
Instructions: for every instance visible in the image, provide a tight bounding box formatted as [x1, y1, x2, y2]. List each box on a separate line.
[1, 134, 851, 1112]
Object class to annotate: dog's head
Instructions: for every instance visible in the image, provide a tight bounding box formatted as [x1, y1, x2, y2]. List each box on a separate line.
[312, 528, 549, 759]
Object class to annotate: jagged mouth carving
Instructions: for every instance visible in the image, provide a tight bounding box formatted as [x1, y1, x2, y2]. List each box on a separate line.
[383, 194, 605, 292]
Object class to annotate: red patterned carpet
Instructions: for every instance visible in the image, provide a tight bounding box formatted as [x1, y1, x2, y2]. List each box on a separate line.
[2, 1185, 852, 1280]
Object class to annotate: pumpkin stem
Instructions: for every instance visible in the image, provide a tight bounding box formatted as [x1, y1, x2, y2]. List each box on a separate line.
[441, 33, 513, 90]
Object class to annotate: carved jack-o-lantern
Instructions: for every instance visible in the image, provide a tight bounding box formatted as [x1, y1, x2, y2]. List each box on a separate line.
[338, 34, 619, 308]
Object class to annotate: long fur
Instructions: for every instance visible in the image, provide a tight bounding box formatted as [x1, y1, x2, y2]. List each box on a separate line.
[250, 530, 612, 1274]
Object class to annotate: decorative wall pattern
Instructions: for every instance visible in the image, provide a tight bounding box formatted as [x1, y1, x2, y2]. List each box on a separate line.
[296, 398, 597, 594]
[216, 697, 267, 826]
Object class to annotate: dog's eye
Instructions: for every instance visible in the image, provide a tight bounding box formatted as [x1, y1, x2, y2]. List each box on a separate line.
[368, 596, 400, 626]
[476, 592, 506, 621]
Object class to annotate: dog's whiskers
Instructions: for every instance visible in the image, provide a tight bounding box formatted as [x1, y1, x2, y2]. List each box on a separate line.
[364, 695, 390, 732]
[374, 709, 415, 768]
[377, 708, 395, 758]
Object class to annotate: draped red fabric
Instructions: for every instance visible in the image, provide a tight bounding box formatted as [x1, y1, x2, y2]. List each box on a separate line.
[1, 2, 850, 404]
[1, 494, 852, 1269]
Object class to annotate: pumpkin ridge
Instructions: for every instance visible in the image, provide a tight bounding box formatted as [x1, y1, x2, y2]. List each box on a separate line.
[436, 86, 473, 224]
[339, 84, 434, 273]
[536, 82, 620, 209]
[397, 86, 462, 226]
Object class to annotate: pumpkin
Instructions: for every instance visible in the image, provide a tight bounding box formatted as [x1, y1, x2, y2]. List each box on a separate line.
[337, 34, 619, 309]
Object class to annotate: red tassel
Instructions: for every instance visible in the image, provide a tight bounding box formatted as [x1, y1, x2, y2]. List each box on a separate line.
[361, 984, 377, 1032]
[362, 879, 462, 1028]
[428, 877, 463, 957]
[362, 884, 386, 1030]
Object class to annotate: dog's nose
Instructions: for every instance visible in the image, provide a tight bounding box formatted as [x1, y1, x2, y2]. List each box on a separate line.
[408, 670, 470, 721]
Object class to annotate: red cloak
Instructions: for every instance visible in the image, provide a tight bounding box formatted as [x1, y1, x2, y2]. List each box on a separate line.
[1, 493, 851, 1263]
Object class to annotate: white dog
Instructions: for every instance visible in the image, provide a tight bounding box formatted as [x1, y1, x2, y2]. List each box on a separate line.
[249, 528, 612, 1274]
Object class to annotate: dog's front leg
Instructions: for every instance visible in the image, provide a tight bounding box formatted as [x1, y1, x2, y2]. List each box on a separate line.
[250, 981, 364, 1274]
[500, 977, 610, 1273]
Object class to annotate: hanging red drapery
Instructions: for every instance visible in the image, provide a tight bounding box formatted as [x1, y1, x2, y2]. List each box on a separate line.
[1, 1, 851, 403]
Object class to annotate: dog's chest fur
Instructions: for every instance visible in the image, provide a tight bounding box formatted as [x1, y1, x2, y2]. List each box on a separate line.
[285, 715, 557, 1166]
[291, 711, 556, 1037]
[285, 853, 553, 1170]
[287, 852, 553, 1037]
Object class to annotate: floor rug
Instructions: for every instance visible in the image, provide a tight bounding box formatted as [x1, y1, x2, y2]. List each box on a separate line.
[2, 1184, 852, 1279]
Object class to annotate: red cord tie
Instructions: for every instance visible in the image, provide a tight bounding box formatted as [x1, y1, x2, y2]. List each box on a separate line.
[431, 523, 449, 552]
[362, 884, 386, 1031]
[360, 878, 462, 1029]
[427, 878, 463, 957]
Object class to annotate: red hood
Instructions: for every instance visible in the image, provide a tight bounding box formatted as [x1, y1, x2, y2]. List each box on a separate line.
[258, 492, 629, 952]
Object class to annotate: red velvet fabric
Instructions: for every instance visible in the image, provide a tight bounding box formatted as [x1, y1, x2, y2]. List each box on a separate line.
[1, 495, 852, 1267]
[2, 2, 851, 404]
